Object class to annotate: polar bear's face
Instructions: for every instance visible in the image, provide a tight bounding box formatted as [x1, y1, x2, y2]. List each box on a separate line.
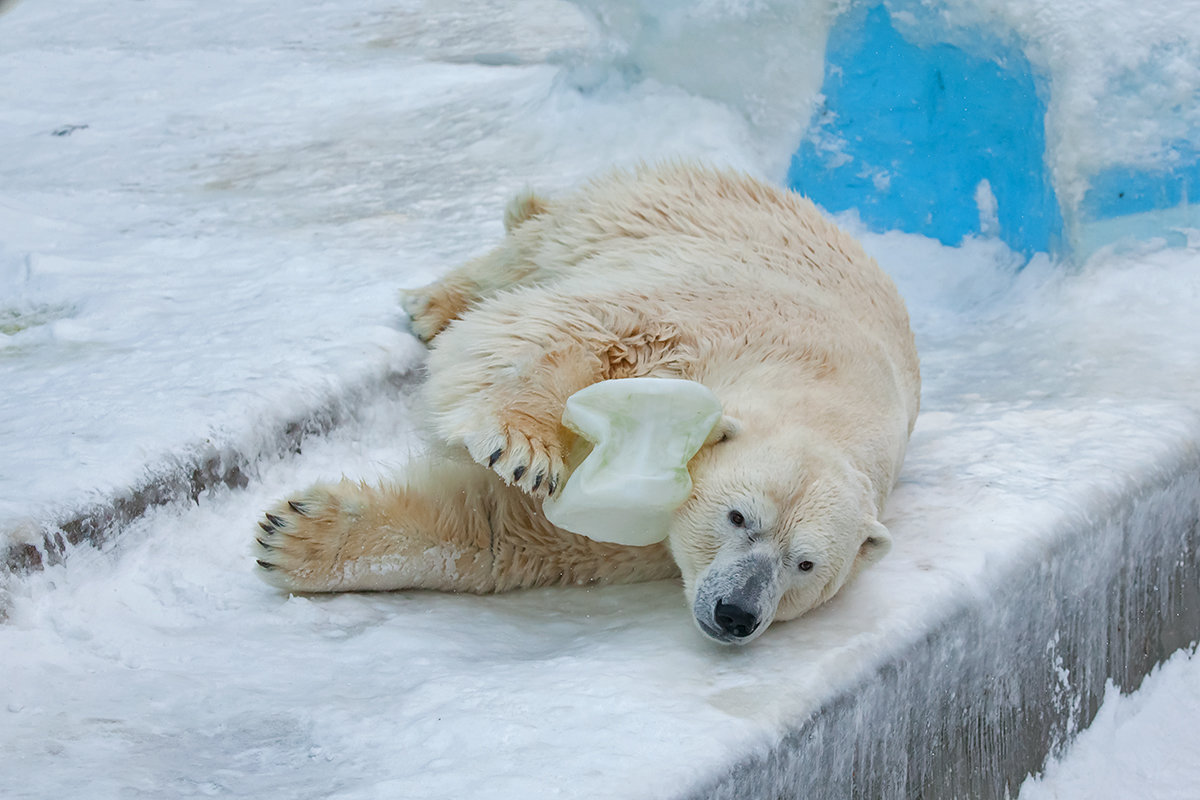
[669, 435, 891, 645]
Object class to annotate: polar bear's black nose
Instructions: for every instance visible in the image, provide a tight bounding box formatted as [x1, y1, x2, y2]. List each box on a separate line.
[714, 600, 760, 639]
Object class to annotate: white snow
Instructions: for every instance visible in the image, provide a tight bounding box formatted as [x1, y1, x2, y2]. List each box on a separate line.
[2, 0, 1200, 798]
[1019, 646, 1200, 800]
[0, 0, 753, 529]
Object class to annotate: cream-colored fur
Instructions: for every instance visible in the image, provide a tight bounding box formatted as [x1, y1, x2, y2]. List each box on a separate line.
[255, 163, 920, 644]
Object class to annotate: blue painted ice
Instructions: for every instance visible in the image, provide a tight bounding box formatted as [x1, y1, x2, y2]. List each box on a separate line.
[783, 1, 1200, 259]
[788, 5, 1061, 258]
[1078, 140, 1200, 250]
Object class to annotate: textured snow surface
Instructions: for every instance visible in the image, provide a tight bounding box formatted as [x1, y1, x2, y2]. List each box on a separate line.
[3, 0, 1200, 798]
[1018, 647, 1200, 800]
[0, 0, 755, 529]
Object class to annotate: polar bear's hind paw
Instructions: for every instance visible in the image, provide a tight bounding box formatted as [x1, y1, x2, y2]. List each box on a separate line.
[252, 489, 350, 591]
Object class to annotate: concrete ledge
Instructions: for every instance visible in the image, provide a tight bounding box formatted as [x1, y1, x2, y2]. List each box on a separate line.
[692, 446, 1200, 798]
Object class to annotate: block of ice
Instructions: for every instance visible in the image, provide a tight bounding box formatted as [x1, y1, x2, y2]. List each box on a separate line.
[542, 378, 724, 546]
[787, 4, 1061, 258]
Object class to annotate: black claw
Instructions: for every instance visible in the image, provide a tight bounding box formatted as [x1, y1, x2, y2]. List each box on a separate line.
[547, 476, 558, 496]
[488, 448, 503, 467]
[287, 500, 308, 516]
[256, 559, 276, 571]
[258, 520, 275, 534]
[513, 465, 526, 481]
[532, 473, 543, 491]
[264, 513, 285, 529]
[256, 538, 273, 550]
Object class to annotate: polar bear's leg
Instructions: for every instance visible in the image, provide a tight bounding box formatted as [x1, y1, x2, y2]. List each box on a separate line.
[253, 455, 677, 593]
[401, 192, 553, 342]
[423, 290, 684, 499]
[399, 250, 515, 343]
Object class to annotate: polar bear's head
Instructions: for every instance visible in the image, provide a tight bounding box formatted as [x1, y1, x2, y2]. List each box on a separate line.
[668, 427, 891, 645]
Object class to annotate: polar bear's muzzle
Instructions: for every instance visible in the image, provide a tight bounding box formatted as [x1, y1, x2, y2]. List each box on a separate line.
[692, 551, 780, 645]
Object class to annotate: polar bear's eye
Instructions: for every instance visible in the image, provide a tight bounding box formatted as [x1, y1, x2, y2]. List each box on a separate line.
[727, 510, 746, 527]
[798, 560, 815, 572]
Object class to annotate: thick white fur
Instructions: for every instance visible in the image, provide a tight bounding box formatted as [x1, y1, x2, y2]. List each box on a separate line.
[254, 163, 920, 644]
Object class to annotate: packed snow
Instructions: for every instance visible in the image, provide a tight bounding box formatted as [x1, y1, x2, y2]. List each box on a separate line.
[1019, 646, 1200, 800]
[2, 0, 1199, 798]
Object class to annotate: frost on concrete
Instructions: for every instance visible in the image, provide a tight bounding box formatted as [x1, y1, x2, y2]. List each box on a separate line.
[1018, 646, 1200, 798]
[1, 370, 418, 584]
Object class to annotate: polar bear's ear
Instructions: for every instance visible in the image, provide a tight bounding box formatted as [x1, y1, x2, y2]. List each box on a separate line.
[503, 189, 549, 233]
[856, 519, 893, 567]
[704, 415, 742, 446]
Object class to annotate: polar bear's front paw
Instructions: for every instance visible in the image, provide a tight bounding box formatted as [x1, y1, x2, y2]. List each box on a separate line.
[399, 284, 469, 343]
[253, 488, 354, 592]
[464, 421, 566, 501]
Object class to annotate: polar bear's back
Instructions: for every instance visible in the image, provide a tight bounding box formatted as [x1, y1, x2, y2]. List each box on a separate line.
[529, 164, 904, 313]
[515, 163, 919, 422]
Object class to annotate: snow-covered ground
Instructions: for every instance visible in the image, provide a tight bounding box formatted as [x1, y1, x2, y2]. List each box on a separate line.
[0, 0, 759, 530]
[2, 0, 1199, 798]
[1019, 646, 1200, 800]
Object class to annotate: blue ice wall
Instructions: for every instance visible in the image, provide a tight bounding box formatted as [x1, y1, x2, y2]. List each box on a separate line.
[1075, 146, 1200, 250]
[788, 5, 1062, 257]
[1081, 140, 1200, 231]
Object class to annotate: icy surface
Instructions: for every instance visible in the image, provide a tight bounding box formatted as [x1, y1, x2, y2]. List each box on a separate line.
[872, 0, 1200, 251]
[3, 0, 1200, 797]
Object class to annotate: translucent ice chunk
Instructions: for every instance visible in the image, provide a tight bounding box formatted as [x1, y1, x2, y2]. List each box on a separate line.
[542, 378, 724, 546]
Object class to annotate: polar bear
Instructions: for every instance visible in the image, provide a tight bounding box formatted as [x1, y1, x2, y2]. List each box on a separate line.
[254, 163, 920, 645]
